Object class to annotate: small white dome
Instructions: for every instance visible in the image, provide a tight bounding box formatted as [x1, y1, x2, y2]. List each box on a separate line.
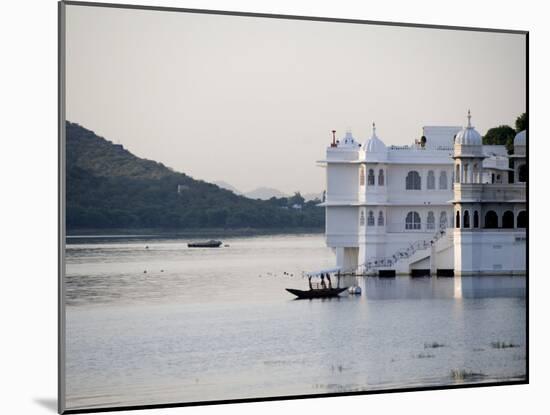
[455, 110, 482, 146]
[338, 130, 360, 148]
[364, 123, 387, 153]
[514, 130, 526, 146]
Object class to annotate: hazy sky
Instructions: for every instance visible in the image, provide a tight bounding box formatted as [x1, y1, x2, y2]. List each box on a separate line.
[65, 5, 526, 194]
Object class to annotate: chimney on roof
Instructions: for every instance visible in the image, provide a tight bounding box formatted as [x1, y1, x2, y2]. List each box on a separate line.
[331, 130, 337, 147]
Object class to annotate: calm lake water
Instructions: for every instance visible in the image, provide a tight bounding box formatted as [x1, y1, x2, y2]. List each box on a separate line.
[64, 234, 526, 410]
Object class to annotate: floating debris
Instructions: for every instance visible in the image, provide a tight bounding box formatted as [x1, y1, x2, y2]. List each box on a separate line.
[491, 341, 519, 349]
[451, 369, 486, 381]
[348, 286, 362, 295]
[424, 342, 446, 349]
[415, 352, 435, 359]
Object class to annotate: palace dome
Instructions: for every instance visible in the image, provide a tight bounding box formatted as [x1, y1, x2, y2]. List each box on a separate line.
[455, 110, 482, 145]
[514, 130, 526, 146]
[364, 123, 387, 153]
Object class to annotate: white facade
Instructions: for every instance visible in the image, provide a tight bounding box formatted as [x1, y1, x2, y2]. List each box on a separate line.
[320, 114, 526, 276]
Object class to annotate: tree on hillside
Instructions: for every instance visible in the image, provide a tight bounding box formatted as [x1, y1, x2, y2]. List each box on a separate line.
[483, 125, 516, 154]
[515, 112, 527, 132]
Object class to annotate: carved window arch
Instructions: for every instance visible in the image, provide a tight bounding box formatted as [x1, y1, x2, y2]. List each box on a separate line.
[439, 171, 447, 189]
[427, 211, 435, 230]
[378, 211, 384, 226]
[367, 210, 375, 226]
[406, 171, 421, 190]
[463, 210, 470, 228]
[378, 169, 385, 186]
[502, 211, 515, 228]
[439, 211, 448, 229]
[406, 211, 421, 230]
[427, 171, 435, 189]
[485, 211, 498, 228]
[367, 169, 375, 186]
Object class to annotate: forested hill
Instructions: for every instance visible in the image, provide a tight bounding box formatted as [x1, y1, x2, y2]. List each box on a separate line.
[66, 122, 324, 231]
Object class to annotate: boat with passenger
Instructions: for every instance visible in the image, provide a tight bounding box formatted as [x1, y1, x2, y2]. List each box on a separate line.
[286, 268, 348, 299]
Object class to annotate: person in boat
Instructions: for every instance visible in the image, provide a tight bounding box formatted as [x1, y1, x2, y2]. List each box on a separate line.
[320, 273, 327, 289]
[326, 273, 332, 289]
[308, 275, 313, 290]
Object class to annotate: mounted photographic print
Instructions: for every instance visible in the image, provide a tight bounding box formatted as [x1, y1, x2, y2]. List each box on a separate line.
[58, 1, 528, 413]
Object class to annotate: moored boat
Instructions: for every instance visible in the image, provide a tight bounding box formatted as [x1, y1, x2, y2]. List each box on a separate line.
[187, 240, 223, 248]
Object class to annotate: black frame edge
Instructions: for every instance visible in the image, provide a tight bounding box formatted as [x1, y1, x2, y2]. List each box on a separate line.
[61, 0, 528, 35]
[57, 1, 530, 414]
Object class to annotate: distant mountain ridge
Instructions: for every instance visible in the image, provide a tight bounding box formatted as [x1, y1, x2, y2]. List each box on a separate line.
[212, 181, 243, 195]
[66, 122, 324, 231]
[245, 187, 288, 200]
[213, 181, 322, 202]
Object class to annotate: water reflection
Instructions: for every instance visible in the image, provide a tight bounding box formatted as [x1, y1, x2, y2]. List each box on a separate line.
[339, 275, 525, 300]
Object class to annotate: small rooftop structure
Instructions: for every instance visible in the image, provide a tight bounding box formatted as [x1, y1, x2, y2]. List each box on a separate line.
[339, 130, 361, 149]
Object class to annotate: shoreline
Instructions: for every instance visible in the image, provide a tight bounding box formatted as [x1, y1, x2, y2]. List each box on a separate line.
[66, 227, 324, 239]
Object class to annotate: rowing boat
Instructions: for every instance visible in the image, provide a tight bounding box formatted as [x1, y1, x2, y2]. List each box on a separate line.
[285, 287, 347, 299]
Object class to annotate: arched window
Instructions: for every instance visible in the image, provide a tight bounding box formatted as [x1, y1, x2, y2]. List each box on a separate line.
[439, 211, 448, 229]
[367, 210, 375, 226]
[427, 171, 435, 189]
[502, 211, 514, 228]
[463, 164, 469, 183]
[359, 166, 365, 186]
[456, 210, 460, 228]
[359, 210, 365, 226]
[473, 211, 479, 228]
[427, 211, 435, 230]
[518, 164, 527, 183]
[406, 171, 421, 190]
[406, 211, 421, 230]
[455, 164, 460, 183]
[368, 169, 375, 186]
[378, 211, 384, 226]
[378, 169, 385, 186]
[439, 171, 447, 189]
[517, 210, 527, 228]
[473, 164, 479, 183]
[463, 210, 470, 228]
[485, 211, 498, 229]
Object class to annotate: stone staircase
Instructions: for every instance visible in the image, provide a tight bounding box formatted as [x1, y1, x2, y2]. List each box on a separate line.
[359, 228, 450, 274]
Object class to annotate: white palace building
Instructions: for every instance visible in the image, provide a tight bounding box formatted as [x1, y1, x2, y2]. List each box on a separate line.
[320, 111, 527, 276]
